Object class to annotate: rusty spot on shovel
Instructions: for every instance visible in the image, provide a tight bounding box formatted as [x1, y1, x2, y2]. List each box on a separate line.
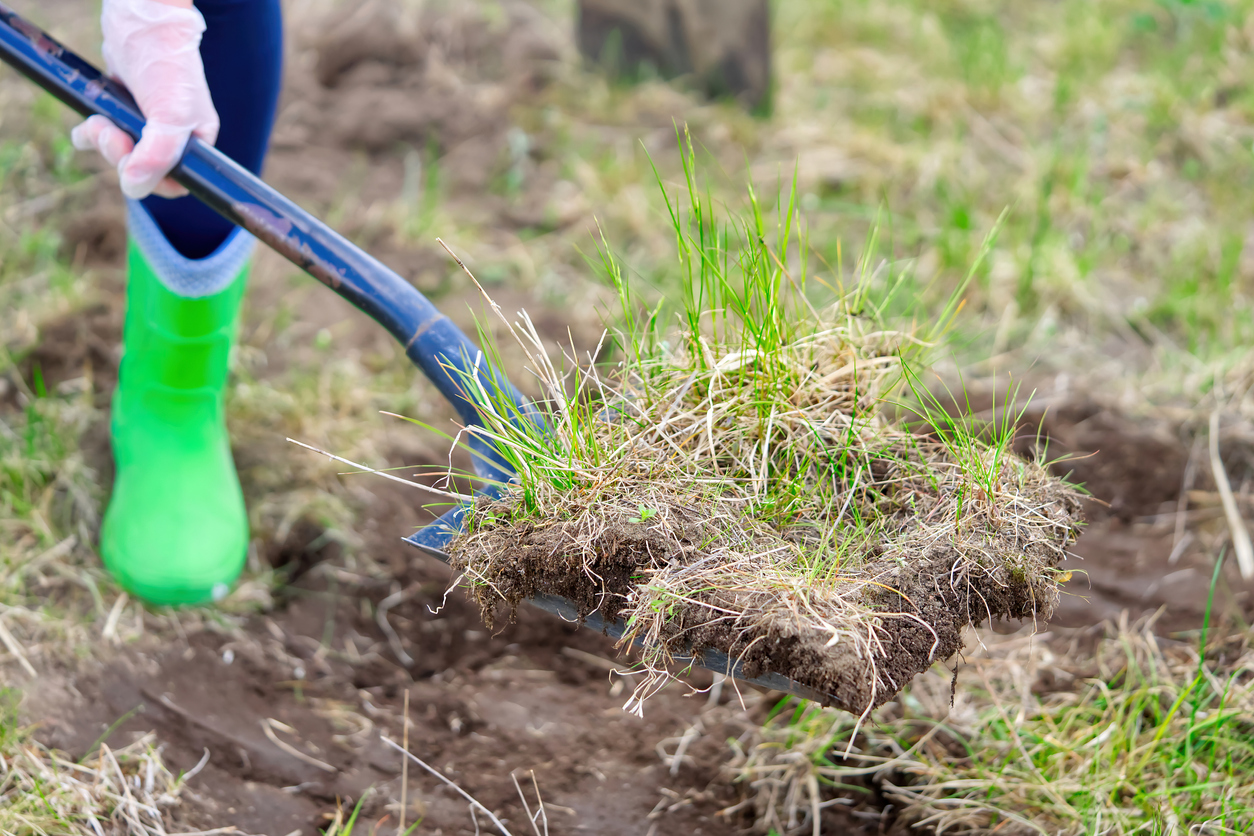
[232, 201, 343, 289]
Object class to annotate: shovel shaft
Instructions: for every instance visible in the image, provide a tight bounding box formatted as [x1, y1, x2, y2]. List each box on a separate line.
[0, 1, 521, 482]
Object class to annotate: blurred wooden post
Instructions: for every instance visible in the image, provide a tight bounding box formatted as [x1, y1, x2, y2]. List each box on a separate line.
[576, 0, 771, 113]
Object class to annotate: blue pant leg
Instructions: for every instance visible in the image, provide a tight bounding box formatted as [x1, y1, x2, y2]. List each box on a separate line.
[141, 0, 284, 260]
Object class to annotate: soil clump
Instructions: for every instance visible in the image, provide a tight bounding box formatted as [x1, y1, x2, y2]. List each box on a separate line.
[456, 470, 1082, 715]
[446, 297, 1085, 714]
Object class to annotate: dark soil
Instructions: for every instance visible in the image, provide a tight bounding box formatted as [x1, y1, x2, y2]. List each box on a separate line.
[452, 471, 1082, 717]
[33, 496, 744, 836]
[1015, 398, 1190, 522]
[952, 389, 1254, 635]
[17, 292, 123, 405]
[923, 391, 1190, 523]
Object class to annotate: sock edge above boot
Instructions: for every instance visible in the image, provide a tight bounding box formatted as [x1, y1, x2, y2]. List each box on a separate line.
[128, 199, 256, 298]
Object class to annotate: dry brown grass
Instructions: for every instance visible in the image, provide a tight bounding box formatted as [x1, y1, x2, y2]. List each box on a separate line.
[0, 719, 192, 836]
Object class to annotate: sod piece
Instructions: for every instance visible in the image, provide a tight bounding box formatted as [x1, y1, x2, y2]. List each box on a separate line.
[443, 159, 1083, 716]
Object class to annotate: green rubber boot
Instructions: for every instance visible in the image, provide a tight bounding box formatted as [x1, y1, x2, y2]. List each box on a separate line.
[101, 204, 253, 606]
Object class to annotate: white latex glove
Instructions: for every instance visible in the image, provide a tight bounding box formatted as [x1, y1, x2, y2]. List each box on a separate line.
[71, 0, 218, 199]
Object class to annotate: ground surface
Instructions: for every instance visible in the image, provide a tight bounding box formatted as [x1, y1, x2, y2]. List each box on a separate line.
[26, 298, 1254, 835]
[33, 552, 735, 836]
[22, 269, 1254, 835]
[6, 1, 1254, 834]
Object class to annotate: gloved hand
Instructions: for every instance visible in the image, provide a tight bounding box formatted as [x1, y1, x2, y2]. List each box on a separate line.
[70, 0, 218, 199]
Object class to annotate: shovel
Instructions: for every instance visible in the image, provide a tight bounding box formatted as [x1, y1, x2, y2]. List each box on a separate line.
[0, 4, 833, 704]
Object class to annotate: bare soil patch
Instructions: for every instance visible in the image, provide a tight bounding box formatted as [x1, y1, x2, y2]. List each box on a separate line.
[267, 0, 572, 240]
[34, 523, 740, 836]
[17, 293, 123, 404]
[1018, 398, 1190, 522]
[1002, 397, 1254, 634]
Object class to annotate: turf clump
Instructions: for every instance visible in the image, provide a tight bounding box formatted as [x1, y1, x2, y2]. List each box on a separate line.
[444, 150, 1083, 716]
